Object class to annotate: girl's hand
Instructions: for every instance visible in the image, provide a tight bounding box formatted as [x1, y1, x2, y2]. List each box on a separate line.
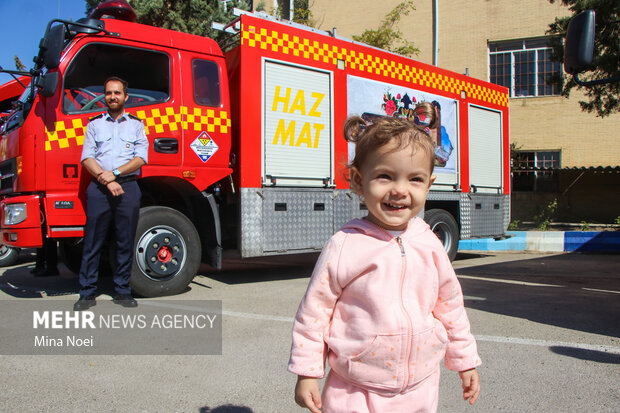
[459, 368, 480, 405]
[295, 376, 322, 413]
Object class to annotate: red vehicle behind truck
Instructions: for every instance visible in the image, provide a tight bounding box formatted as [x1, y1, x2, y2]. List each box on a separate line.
[0, 1, 510, 297]
[0, 77, 31, 266]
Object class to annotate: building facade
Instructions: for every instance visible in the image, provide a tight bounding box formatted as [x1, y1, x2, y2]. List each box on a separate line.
[252, 0, 620, 224]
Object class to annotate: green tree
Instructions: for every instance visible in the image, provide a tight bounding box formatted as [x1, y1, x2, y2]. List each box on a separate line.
[14, 55, 26, 71]
[352, 1, 419, 57]
[547, 0, 620, 117]
[84, 0, 251, 38]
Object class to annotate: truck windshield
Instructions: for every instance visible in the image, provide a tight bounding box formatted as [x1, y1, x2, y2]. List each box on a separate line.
[62, 43, 170, 114]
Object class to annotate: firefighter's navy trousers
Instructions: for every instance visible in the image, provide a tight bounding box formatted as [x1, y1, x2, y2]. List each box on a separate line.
[78, 179, 141, 297]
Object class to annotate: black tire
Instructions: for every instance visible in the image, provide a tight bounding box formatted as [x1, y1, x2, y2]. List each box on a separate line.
[424, 209, 459, 261]
[0, 244, 19, 267]
[131, 206, 201, 297]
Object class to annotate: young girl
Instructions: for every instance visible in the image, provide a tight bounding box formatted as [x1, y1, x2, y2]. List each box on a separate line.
[288, 112, 481, 412]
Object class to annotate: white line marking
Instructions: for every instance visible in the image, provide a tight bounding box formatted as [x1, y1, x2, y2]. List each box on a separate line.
[216, 310, 620, 355]
[223, 310, 294, 323]
[476, 335, 620, 355]
[457, 275, 564, 288]
[582, 288, 620, 294]
[463, 296, 487, 301]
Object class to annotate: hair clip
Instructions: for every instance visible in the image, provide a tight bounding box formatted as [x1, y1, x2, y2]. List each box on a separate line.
[413, 112, 431, 128]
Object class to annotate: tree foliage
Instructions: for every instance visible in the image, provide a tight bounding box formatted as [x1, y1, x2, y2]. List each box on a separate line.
[14, 56, 26, 71]
[547, 0, 620, 117]
[352, 1, 419, 57]
[84, 0, 251, 39]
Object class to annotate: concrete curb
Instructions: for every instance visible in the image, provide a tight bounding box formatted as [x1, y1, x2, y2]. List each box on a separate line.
[458, 231, 620, 253]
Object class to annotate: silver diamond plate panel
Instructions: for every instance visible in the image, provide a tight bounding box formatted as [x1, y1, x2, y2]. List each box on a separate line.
[427, 192, 461, 202]
[240, 188, 264, 257]
[468, 194, 508, 238]
[460, 193, 472, 239]
[241, 188, 364, 257]
[503, 194, 511, 231]
[262, 188, 333, 253]
[334, 190, 366, 229]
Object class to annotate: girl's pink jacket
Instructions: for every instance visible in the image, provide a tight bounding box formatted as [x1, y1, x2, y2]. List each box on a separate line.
[288, 218, 481, 396]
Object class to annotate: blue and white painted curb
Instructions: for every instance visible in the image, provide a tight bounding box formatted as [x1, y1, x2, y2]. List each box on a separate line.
[458, 231, 620, 253]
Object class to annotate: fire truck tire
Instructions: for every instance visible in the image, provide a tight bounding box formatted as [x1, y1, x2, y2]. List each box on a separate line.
[131, 206, 201, 297]
[0, 244, 19, 267]
[424, 209, 459, 261]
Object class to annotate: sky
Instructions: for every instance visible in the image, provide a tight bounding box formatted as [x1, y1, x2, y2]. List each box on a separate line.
[0, 0, 87, 84]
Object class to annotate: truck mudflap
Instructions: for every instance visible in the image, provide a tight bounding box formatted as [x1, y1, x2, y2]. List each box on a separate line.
[0, 194, 43, 248]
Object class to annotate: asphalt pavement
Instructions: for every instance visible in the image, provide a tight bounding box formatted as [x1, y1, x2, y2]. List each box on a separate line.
[0, 250, 618, 412]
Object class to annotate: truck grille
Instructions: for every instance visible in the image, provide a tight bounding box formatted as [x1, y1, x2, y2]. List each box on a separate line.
[0, 158, 17, 194]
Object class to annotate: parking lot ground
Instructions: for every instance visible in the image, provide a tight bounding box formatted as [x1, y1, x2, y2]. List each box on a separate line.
[0, 251, 618, 412]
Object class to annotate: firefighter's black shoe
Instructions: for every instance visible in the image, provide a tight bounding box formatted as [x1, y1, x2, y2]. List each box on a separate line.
[113, 294, 138, 308]
[73, 296, 96, 311]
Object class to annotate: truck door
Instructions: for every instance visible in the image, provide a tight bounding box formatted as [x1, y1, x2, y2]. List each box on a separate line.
[179, 54, 231, 174]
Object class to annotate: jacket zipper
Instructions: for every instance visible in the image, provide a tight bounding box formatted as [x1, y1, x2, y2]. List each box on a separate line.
[396, 236, 413, 392]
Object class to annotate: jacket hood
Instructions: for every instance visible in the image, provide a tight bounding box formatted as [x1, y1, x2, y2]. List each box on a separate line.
[341, 217, 430, 240]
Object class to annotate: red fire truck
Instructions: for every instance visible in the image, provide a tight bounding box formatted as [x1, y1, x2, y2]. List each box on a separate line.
[0, 1, 509, 297]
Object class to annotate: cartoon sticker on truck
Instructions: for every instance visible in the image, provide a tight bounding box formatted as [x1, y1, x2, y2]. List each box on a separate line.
[347, 76, 456, 172]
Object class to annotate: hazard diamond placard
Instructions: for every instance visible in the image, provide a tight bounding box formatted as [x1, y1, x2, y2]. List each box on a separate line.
[190, 131, 219, 162]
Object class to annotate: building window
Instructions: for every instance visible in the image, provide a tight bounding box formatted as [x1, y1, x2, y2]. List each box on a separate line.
[221, 0, 243, 11]
[278, 0, 292, 19]
[512, 150, 561, 192]
[489, 38, 561, 98]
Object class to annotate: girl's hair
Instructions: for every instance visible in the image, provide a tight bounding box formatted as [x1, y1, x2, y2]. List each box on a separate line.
[412, 101, 439, 130]
[344, 115, 436, 174]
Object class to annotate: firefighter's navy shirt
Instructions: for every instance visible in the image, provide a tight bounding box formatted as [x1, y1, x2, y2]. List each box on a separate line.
[81, 111, 149, 173]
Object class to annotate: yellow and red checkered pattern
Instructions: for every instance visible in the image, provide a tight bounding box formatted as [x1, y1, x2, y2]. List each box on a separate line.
[45, 118, 87, 151]
[44, 106, 231, 151]
[242, 24, 508, 108]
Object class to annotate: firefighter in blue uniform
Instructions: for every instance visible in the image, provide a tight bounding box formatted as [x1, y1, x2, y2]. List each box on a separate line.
[74, 76, 149, 311]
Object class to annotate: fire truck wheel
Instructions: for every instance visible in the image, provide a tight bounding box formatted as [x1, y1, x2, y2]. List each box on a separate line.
[131, 206, 201, 297]
[424, 209, 459, 261]
[0, 244, 19, 267]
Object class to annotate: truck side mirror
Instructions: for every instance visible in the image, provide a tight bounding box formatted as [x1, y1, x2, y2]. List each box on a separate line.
[36, 72, 59, 97]
[564, 9, 595, 75]
[38, 24, 65, 70]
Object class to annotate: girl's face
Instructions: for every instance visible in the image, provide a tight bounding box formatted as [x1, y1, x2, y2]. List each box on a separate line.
[351, 140, 435, 231]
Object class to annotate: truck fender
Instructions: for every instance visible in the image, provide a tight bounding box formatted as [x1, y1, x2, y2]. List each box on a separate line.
[202, 192, 222, 269]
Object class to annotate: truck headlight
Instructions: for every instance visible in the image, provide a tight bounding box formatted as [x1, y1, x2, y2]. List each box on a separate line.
[3, 203, 27, 225]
